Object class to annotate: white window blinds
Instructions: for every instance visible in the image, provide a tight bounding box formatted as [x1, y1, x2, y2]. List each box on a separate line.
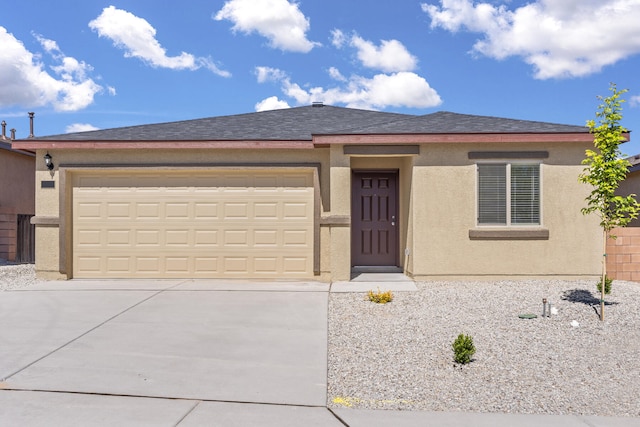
[478, 164, 506, 224]
[511, 164, 540, 224]
[478, 163, 540, 226]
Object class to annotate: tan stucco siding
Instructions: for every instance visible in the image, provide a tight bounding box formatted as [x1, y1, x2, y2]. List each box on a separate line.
[31, 139, 602, 280]
[408, 142, 601, 278]
[328, 145, 351, 280]
[33, 148, 331, 279]
[35, 148, 330, 214]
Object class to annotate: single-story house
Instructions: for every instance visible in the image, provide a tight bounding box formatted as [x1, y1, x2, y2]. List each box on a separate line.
[1, 121, 35, 263]
[12, 104, 606, 281]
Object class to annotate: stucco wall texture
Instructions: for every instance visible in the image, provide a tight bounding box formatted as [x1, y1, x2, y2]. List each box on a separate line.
[32, 140, 602, 281]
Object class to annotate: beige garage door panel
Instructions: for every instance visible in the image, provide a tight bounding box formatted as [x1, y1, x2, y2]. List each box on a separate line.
[72, 171, 314, 278]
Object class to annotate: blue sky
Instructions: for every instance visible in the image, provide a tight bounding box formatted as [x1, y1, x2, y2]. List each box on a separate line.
[2, 0, 640, 155]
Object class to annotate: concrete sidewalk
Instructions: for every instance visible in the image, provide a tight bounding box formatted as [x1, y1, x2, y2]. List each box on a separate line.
[1, 279, 639, 426]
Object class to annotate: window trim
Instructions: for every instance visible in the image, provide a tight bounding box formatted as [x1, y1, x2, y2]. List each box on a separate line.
[475, 160, 543, 228]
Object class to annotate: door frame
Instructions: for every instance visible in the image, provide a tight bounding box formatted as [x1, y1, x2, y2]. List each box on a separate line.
[350, 169, 400, 268]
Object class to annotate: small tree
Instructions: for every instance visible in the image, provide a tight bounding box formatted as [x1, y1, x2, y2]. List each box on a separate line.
[579, 83, 640, 321]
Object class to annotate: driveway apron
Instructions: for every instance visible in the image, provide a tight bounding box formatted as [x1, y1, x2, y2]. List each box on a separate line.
[1, 280, 328, 407]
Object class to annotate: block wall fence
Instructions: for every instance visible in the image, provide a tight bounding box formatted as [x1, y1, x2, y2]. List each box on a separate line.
[606, 227, 640, 282]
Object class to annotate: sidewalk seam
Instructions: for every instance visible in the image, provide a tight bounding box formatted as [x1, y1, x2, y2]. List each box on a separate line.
[173, 400, 202, 427]
[327, 407, 350, 426]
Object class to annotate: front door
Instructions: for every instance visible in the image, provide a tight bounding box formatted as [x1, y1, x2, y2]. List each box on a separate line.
[351, 170, 399, 266]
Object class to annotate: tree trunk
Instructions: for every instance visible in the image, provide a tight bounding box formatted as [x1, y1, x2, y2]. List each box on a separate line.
[601, 228, 607, 321]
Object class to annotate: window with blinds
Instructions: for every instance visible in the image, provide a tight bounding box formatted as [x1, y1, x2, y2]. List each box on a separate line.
[478, 163, 540, 226]
[478, 164, 506, 224]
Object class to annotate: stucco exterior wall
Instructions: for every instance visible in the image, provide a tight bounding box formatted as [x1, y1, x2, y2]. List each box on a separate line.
[32, 140, 602, 281]
[408, 142, 601, 278]
[329, 145, 351, 281]
[33, 148, 330, 279]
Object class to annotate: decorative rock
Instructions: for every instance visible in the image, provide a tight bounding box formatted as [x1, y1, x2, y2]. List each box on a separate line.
[328, 279, 640, 417]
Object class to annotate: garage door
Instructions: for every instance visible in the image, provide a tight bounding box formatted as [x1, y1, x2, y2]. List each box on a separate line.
[72, 170, 314, 279]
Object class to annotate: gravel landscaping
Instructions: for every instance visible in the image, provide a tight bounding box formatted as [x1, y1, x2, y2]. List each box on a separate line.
[0, 259, 44, 291]
[328, 279, 640, 417]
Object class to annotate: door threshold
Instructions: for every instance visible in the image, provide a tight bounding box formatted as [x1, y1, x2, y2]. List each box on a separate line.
[352, 266, 403, 274]
[351, 266, 404, 280]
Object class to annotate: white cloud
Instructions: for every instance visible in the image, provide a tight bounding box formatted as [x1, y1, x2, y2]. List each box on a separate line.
[422, 0, 640, 79]
[66, 123, 100, 133]
[331, 31, 418, 72]
[255, 66, 288, 83]
[331, 29, 346, 48]
[328, 67, 347, 82]
[33, 33, 60, 54]
[255, 96, 291, 111]
[194, 57, 231, 77]
[255, 66, 441, 110]
[0, 27, 103, 111]
[214, 0, 319, 53]
[90, 6, 230, 77]
[630, 95, 640, 107]
[107, 86, 116, 96]
[350, 35, 418, 72]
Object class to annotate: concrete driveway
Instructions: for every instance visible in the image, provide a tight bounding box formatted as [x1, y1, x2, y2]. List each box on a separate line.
[0, 279, 338, 426]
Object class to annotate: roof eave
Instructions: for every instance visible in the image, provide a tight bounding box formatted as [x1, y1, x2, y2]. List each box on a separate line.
[1, 140, 36, 157]
[13, 130, 616, 150]
[313, 132, 600, 145]
[10, 139, 315, 150]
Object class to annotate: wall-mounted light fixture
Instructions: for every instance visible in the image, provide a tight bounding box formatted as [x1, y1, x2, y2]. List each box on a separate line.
[44, 153, 54, 170]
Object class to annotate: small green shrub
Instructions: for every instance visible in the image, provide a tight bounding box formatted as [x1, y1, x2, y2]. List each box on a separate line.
[367, 288, 393, 304]
[596, 276, 612, 295]
[452, 333, 476, 365]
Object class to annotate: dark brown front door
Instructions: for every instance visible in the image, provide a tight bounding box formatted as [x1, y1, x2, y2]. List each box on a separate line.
[351, 170, 399, 266]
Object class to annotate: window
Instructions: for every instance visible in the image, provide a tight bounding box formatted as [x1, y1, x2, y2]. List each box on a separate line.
[478, 163, 540, 225]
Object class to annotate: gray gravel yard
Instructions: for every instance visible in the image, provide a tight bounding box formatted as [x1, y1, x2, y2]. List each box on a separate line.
[328, 279, 640, 417]
[0, 260, 44, 291]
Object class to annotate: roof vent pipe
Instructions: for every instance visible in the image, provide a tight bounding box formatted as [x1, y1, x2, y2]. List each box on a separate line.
[1, 120, 6, 140]
[10, 129, 16, 140]
[28, 112, 35, 138]
[312, 101, 324, 107]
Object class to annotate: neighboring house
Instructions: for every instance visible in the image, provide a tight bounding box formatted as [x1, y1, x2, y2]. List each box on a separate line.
[606, 154, 640, 281]
[617, 154, 640, 228]
[13, 105, 604, 281]
[1, 122, 36, 263]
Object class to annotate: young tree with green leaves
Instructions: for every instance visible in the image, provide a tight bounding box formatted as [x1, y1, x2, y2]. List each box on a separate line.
[579, 83, 640, 321]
